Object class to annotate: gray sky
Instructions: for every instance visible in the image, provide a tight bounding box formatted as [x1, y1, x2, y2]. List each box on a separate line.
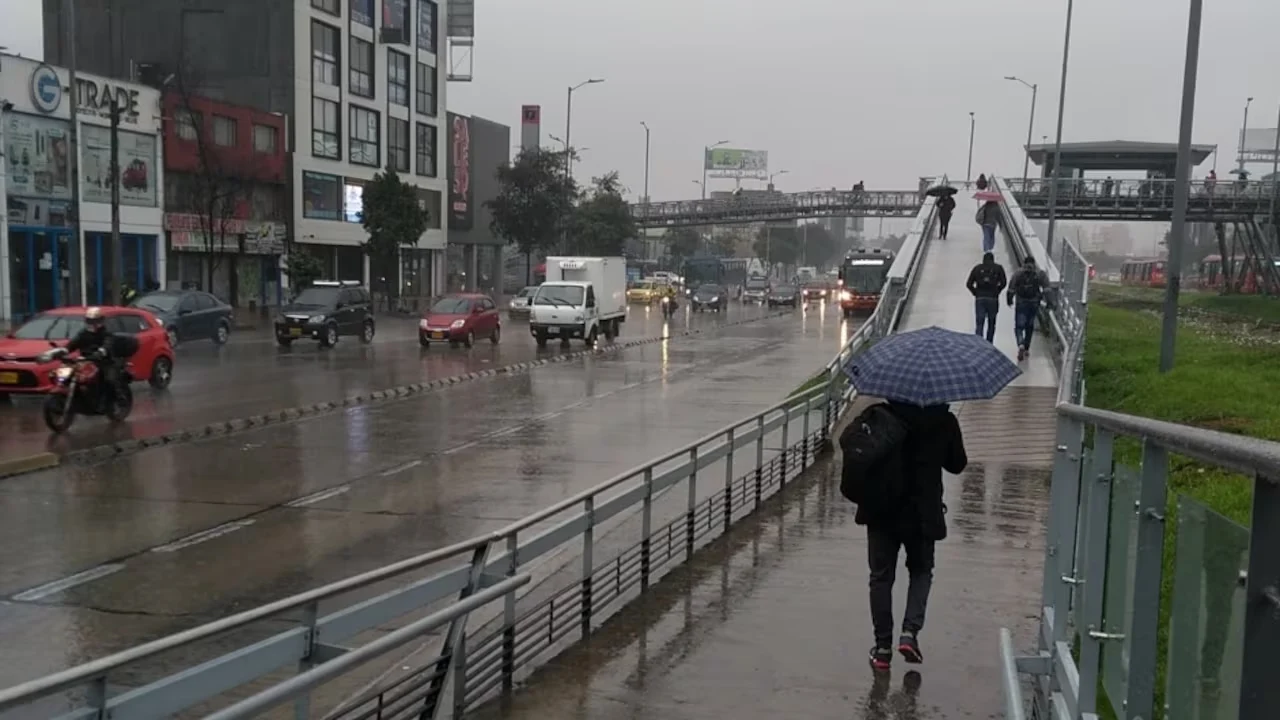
[6, 0, 1280, 203]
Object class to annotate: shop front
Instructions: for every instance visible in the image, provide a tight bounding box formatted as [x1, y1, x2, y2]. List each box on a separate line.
[165, 213, 285, 307]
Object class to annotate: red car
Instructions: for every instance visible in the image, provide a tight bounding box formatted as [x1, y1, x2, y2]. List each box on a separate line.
[0, 306, 175, 398]
[419, 294, 501, 348]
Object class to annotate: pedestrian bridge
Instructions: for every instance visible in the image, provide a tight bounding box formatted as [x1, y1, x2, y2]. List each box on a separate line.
[1, 180, 1277, 720]
[632, 189, 925, 227]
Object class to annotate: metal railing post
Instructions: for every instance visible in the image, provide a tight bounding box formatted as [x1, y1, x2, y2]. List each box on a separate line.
[686, 447, 698, 559]
[1123, 440, 1168, 719]
[641, 468, 653, 591]
[754, 415, 765, 507]
[581, 496, 595, 639]
[801, 396, 812, 469]
[451, 632, 468, 717]
[1239, 473, 1280, 718]
[1077, 429, 1114, 714]
[723, 428, 735, 532]
[425, 540, 493, 720]
[294, 601, 319, 720]
[780, 408, 790, 486]
[1047, 416, 1085, 644]
[501, 533, 518, 694]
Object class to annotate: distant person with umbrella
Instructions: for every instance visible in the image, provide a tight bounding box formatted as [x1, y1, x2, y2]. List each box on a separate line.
[838, 326, 1020, 671]
[1007, 256, 1051, 361]
[926, 185, 958, 239]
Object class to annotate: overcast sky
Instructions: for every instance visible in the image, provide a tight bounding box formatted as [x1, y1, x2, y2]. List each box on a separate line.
[5, 0, 1279, 203]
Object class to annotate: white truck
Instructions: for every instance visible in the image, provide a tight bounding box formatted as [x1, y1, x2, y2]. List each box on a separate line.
[530, 257, 627, 347]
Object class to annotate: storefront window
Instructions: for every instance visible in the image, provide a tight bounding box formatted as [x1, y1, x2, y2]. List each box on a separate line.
[302, 171, 342, 220]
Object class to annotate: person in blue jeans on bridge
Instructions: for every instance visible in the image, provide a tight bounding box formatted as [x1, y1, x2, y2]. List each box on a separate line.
[1007, 256, 1050, 362]
[966, 252, 1007, 342]
[975, 201, 1000, 254]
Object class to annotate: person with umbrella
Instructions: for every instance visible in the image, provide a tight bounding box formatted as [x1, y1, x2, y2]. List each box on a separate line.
[839, 327, 1020, 671]
[926, 185, 958, 239]
[975, 200, 1000, 254]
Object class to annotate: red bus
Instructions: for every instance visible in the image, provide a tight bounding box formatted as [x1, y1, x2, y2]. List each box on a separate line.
[1197, 254, 1277, 294]
[1119, 259, 1167, 289]
[837, 249, 895, 317]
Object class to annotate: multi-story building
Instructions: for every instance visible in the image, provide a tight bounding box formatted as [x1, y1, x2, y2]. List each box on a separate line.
[43, 0, 451, 296]
[0, 54, 164, 323]
[444, 112, 509, 296]
[161, 92, 288, 307]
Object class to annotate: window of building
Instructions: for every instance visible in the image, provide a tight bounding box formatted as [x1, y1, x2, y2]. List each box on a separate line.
[389, 118, 409, 172]
[415, 62, 437, 116]
[212, 115, 237, 147]
[175, 109, 200, 141]
[418, 0, 438, 53]
[252, 124, 278, 153]
[312, 97, 340, 159]
[388, 50, 410, 107]
[416, 122, 437, 177]
[312, 0, 339, 14]
[349, 105, 380, 166]
[349, 37, 374, 98]
[303, 171, 342, 220]
[311, 20, 340, 87]
[350, 0, 374, 26]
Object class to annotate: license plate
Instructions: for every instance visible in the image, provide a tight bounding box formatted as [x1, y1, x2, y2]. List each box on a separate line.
[0, 372, 16, 385]
[289, 328, 303, 337]
[431, 331, 445, 340]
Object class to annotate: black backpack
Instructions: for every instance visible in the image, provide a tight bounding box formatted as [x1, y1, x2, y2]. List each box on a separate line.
[1014, 270, 1044, 301]
[839, 404, 909, 514]
[973, 265, 1003, 294]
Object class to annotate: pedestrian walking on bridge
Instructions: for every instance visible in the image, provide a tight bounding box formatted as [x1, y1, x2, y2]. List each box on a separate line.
[975, 201, 1000, 254]
[966, 252, 1007, 342]
[1007, 256, 1050, 361]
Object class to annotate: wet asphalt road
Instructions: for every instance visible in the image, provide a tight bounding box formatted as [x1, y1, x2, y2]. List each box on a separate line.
[0, 303, 768, 459]
[0, 300, 852, 694]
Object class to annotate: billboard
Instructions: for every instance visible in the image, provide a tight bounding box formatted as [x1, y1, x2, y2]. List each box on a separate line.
[448, 112, 474, 231]
[521, 104, 540, 151]
[704, 148, 768, 179]
[80, 125, 158, 207]
[1241, 128, 1280, 160]
[5, 112, 72, 201]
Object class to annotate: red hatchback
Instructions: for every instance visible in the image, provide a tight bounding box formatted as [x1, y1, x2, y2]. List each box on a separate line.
[0, 306, 176, 397]
[419, 294, 501, 348]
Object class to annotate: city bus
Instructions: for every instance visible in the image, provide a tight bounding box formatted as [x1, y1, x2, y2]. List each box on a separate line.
[1197, 254, 1279, 294]
[837, 248, 895, 317]
[1119, 258, 1167, 289]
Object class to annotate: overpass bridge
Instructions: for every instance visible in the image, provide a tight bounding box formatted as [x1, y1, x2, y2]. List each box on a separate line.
[632, 189, 924, 227]
[2, 180, 1277, 720]
[1006, 177, 1277, 221]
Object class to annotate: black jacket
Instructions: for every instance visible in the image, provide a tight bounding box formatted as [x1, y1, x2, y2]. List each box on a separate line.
[66, 328, 109, 357]
[967, 261, 1008, 299]
[935, 196, 956, 217]
[1008, 267, 1050, 305]
[854, 402, 968, 541]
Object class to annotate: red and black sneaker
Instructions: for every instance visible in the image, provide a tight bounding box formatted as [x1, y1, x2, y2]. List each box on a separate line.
[898, 632, 924, 664]
[868, 645, 893, 671]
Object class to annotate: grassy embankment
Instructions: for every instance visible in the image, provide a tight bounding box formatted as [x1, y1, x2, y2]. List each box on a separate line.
[1084, 300, 1280, 718]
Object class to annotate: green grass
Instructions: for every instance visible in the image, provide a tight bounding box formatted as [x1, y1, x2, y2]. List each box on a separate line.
[1092, 283, 1280, 325]
[1083, 304, 1278, 718]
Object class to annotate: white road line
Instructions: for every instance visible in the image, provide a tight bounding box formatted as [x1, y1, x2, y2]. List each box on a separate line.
[286, 485, 352, 506]
[151, 520, 256, 553]
[442, 441, 479, 455]
[378, 460, 422, 477]
[488, 425, 522, 439]
[13, 564, 126, 602]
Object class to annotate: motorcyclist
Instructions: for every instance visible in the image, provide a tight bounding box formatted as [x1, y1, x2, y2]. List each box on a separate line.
[64, 307, 123, 412]
[662, 284, 678, 314]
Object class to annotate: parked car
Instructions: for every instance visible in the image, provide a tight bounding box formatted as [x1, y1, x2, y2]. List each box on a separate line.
[275, 281, 375, 348]
[132, 289, 233, 346]
[420, 294, 501, 348]
[767, 284, 800, 308]
[0, 306, 176, 398]
[508, 286, 537, 318]
[690, 284, 728, 312]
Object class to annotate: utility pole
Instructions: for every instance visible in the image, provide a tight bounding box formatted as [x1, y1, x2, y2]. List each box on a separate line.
[966, 112, 975, 182]
[65, 0, 83, 304]
[1238, 97, 1254, 174]
[108, 99, 124, 305]
[1044, 0, 1076, 260]
[1158, 0, 1203, 375]
[641, 121, 650, 218]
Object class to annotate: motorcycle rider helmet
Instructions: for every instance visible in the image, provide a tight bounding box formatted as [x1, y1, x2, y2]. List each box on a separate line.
[85, 306, 106, 331]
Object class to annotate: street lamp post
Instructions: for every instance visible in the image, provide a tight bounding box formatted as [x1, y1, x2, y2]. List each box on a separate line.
[641, 122, 651, 227]
[701, 140, 731, 199]
[1005, 76, 1038, 186]
[1238, 96, 1254, 173]
[768, 169, 789, 188]
[564, 78, 604, 182]
[1044, 0, 1076, 260]
[966, 112, 975, 182]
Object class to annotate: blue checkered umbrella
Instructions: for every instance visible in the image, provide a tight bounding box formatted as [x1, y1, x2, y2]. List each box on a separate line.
[842, 326, 1022, 405]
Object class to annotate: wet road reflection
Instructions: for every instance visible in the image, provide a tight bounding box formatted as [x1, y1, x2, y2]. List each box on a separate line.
[0, 305, 766, 458]
[0, 303, 857, 690]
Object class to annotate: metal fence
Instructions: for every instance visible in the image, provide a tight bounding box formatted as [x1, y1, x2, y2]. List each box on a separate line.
[993, 178, 1280, 719]
[1002, 177, 1274, 220]
[0, 200, 939, 718]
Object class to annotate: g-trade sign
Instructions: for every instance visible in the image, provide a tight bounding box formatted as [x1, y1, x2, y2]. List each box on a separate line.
[29, 64, 63, 113]
[76, 78, 141, 124]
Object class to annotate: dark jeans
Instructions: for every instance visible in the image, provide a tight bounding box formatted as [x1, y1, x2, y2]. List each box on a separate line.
[867, 527, 936, 647]
[1014, 300, 1038, 350]
[938, 213, 952, 238]
[974, 297, 998, 342]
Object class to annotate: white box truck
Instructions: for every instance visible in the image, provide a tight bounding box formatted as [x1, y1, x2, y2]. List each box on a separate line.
[530, 256, 627, 346]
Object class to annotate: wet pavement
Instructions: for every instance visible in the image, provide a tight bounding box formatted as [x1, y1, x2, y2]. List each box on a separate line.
[0, 300, 852, 692]
[0, 304, 763, 459]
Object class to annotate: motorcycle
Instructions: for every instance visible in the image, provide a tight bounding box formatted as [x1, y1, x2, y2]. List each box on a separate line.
[38, 348, 133, 433]
[661, 295, 679, 319]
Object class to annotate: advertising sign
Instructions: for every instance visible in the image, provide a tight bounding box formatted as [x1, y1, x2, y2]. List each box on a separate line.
[704, 148, 769, 180]
[448, 113, 473, 231]
[80, 125, 158, 207]
[520, 104, 540, 151]
[165, 213, 285, 254]
[1241, 128, 1280, 160]
[75, 78, 142, 125]
[29, 64, 62, 114]
[5, 113, 72, 200]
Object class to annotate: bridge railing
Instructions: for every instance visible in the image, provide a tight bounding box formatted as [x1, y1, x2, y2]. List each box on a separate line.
[0, 199, 940, 718]
[1004, 177, 1277, 217]
[633, 189, 925, 225]
[994, 181, 1280, 718]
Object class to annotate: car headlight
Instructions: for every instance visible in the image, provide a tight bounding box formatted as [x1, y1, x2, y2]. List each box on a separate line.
[840, 291, 852, 301]
[308, 315, 326, 324]
[51, 366, 73, 381]
[419, 319, 430, 330]
[710, 297, 719, 302]
[155, 317, 164, 326]
[450, 319, 466, 329]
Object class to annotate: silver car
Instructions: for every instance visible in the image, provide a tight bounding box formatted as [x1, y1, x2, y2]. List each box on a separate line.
[508, 286, 537, 317]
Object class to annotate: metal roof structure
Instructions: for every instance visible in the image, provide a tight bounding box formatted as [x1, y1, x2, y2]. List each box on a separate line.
[1025, 140, 1216, 173]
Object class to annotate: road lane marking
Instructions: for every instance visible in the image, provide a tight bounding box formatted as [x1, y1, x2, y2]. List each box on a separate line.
[287, 485, 352, 505]
[151, 520, 256, 553]
[13, 564, 126, 602]
[378, 460, 422, 477]
[442, 441, 478, 455]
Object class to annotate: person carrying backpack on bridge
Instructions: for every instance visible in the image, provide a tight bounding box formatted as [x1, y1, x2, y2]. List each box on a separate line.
[1007, 256, 1050, 361]
[966, 252, 1007, 342]
[975, 201, 1000, 254]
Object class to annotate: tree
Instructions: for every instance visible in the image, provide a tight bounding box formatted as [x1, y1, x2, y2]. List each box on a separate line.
[753, 226, 801, 268]
[663, 227, 702, 269]
[796, 222, 838, 269]
[284, 251, 326, 292]
[566, 172, 637, 256]
[488, 148, 577, 283]
[359, 170, 430, 305]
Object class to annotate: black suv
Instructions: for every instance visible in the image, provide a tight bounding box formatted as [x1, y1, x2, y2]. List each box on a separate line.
[275, 281, 375, 348]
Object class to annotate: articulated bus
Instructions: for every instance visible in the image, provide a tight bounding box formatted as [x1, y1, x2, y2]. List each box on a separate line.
[1197, 254, 1280, 294]
[837, 248, 895, 317]
[1119, 258, 1167, 289]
